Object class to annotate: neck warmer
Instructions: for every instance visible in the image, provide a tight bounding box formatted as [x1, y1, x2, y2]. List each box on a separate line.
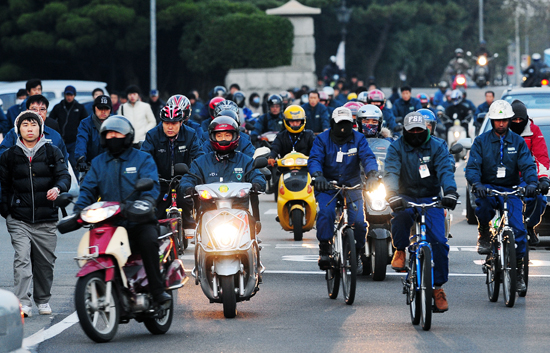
[403, 129, 429, 147]
[92, 114, 104, 132]
[330, 121, 354, 145]
[510, 119, 528, 135]
[362, 123, 379, 138]
[105, 137, 127, 157]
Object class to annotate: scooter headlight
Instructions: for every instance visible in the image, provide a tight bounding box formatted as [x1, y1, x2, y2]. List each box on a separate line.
[456, 76, 466, 85]
[81, 202, 120, 223]
[454, 131, 460, 138]
[213, 224, 239, 248]
[282, 158, 295, 166]
[366, 183, 387, 211]
[295, 158, 308, 166]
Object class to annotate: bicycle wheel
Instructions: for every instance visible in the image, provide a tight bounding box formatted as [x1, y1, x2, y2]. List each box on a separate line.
[408, 253, 421, 325]
[419, 246, 433, 331]
[486, 249, 500, 302]
[326, 264, 340, 299]
[502, 230, 517, 307]
[341, 228, 357, 305]
[518, 245, 529, 298]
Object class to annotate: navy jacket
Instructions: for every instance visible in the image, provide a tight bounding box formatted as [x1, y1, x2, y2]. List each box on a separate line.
[252, 112, 284, 137]
[308, 130, 378, 187]
[302, 103, 330, 133]
[0, 126, 69, 163]
[49, 100, 88, 144]
[74, 115, 104, 163]
[465, 129, 538, 187]
[75, 147, 160, 212]
[269, 129, 315, 159]
[185, 120, 204, 143]
[7, 100, 26, 126]
[202, 134, 255, 157]
[381, 106, 397, 131]
[384, 135, 457, 198]
[0, 109, 10, 136]
[141, 123, 204, 184]
[392, 98, 422, 121]
[474, 101, 491, 118]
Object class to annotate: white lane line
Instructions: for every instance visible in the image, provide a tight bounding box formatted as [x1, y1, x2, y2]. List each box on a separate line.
[462, 209, 467, 216]
[264, 209, 277, 215]
[264, 270, 550, 277]
[23, 312, 79, 349]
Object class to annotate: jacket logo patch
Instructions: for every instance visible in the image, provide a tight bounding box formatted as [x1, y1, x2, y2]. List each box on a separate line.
[178, 145, 187, 151]
[348, 148, 357, 154]
[209, 172, 217, 177]
[158, 149, 166, 153]
[125, 167, 137, 174]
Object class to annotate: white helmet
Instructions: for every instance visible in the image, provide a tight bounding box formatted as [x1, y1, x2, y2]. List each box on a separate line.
[323, 86, 335, 97]
[450, 89, 463, 105]
[332, 107, 354, 123]
[487, 100, 514, 120]
[532, 53, 542, 61]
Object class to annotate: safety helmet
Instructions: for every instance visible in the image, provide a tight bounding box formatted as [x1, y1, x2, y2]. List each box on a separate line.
[166, 95, 191, 120]
[487, 100, 514, 120]
[367, 89, 386, 109]
[208, 97, 225, 119]
[99, 115, 135, 149]
[160, 104, 185, 122]
[438, 81, 448, 89]
[332, 107, 354, 123]
[279, 91, 291, 109]
[208, 116, 240, 154]
[347, 92, 358, 101]
[232, 92, 246, 108]
[455, 48, 464, 57]
[343, 101, 363, 118]
[450, 89, 463, 105]
[212, 86, 227, 97]
[216, 110, 240, 126]
[417, 93, 429, 106]
[214, 100, 239, 118]
[532, 53, 542, 62]
[323, 86, 335, 97]
[318, 91, 329, 105]
[357, 91, 369, 104]
[417, 108, 437, 131]
[283, 105, 306, 133]
[356, 104, 383, 136]
[267, 94, 283, 109]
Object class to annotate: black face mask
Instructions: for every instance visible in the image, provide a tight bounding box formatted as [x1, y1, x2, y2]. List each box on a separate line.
[403, 129, 429, 147]
[330, 121, 353, 145]
[510, 119, 528, 135]
[105, 137, 127, 156]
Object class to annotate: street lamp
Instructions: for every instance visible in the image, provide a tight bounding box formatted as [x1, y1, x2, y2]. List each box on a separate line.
[336, 0, 351, 70]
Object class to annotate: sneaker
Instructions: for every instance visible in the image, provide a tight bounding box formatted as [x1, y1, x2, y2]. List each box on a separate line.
[433, 288, 449, 312]
[318, 241, 331, 270]
[38, 303, 51, 315]
[391, 250, 406, 271]
[21, 305, 32, 317]
[527, 227, 540, 246]
[477, 224, 491, 255]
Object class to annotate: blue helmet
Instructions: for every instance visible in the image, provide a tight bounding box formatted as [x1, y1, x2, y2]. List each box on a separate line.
[417, 108, 437, 131]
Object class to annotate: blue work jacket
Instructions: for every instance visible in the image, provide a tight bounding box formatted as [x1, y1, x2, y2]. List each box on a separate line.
[302, 103, 330, 133]
[74, 115, 104, 163]
[392, 98, 422, 121]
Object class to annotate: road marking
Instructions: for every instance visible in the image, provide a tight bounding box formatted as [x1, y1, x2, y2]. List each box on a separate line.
[23, 312, 79, 349]
[264, 270, 550, 278]
[282, 255, 318, 262]
[276, 243, 317, 249]
[474, 259, 550, 267]
[462, 209, 467, 216]
[264, 209, 277, 215]
[450, 246, 477, 252]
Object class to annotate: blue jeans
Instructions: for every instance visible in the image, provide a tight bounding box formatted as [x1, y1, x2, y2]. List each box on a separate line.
[474, 184, 527, 259]
[315, 190, 367, 249]
[390, 195, 449, 286]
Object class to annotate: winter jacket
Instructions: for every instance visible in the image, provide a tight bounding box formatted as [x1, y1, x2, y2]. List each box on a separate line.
[392, 97, 422, 121]
[465, 129, 538, 187]
[252, 112, 285, 137]
[7, 100, 26, 126]
[75, 147, 160, 212]
[519, 120, 550, 178]
[381, 106, 397, 131]
[117, 101, 157, 143]
[74, 115, 105, 164]
[202, 133, 255, 157]
[185, 120, 204, 143]
[302, 103, 330, 133]
[384, 135, 457, 198]
[49, 100, 88, 144]
[0, 142, 70, 223]
[269, 129, 315, 159]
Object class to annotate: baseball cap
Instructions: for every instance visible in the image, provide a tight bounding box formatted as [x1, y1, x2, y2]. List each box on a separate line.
[332, 107, 354, 123]
[64, 85, 76, 95]
[93, 95, 112, 110]
[150, 89, 159, 97]
[403, 112, 426, 131]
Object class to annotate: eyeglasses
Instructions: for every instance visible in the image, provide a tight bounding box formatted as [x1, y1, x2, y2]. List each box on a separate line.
[29, 107, 47, 112]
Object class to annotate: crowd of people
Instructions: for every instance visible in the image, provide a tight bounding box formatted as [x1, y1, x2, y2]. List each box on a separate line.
[1, 77, 548, 319]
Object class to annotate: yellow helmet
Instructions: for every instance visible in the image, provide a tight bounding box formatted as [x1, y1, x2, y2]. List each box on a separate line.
[283, 105, 306, 133]
[347, 92, 358, 101]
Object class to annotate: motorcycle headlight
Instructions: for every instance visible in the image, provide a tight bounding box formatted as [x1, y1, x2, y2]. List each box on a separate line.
[454, 131, 460, 138]
[282, 158, 295, 166]
[366, 183, 387, 211]
[81, 202, 120, 223]
[477, 56, 487, 66]
[456, 76, 466, 85]
[295, 158, 308, 166]
[212, 224, 239, 248]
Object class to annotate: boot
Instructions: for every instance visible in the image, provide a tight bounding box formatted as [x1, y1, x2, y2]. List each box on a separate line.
[433, 288, 449, 312]
[516, 258, 527, 293]
[477, 223, 491, 255]
[527, 226, 540, 246]
[391, 250, 406, 271]
[318, 241, 332, 270]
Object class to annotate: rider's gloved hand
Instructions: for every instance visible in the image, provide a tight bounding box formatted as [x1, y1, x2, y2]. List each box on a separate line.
[387, 195, 406, 212]
[525, 183, 538, 198]
[441, 191, 459, 210]
[250, 183, 262, 193]
[365, 170, 381, 191]
[184, 187, 194, 198]
[312, 173, 329, 192]
[268, 158, 276, 167]
[538, 177, 550, 195]
[472, 182, 487, 199]
[76, 156, 88, 173]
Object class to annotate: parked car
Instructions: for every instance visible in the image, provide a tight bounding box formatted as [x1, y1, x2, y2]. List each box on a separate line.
[0, 80, 108, 114]
[0, 288, 25, 353]
[501, 86, 550, 119]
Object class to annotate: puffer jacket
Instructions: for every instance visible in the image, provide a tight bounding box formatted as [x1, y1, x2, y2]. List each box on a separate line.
[520, 119, 550, 178]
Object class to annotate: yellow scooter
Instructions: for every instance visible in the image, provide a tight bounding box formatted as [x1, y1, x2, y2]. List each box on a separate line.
[276, 150, 317, 241]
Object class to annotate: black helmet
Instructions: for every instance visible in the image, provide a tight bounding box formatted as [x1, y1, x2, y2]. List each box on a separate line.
[267, 94, 283, 108]
[216, 109, 240, 126]
[160, 105, 184, 122]
[232, 92, 246, 108]
[100, 115, 135, 150]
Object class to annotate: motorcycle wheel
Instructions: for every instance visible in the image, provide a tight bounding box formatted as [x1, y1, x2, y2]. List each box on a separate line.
[291, 209, 303, 241]
[144, 291, 174, 334]
[221, 275, 237, 318]
[371, 238, 389, 281]
[75, 273, 120, 343]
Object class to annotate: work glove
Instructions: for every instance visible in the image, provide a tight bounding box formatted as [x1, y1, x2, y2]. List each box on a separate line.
[441, 191, 459, 210]
[472, 182, 487, 199]
[184, 187, 195, 198]
[365, 170, 381, 191]
[538, 177, 550, 195]
[76, 156, 88, 173]
[268, 158, 276, 167]
[387, 195, 407, 212]
[313, 174, 329, 192]
[250, 183, 262, 193]
[525, 183, 538, 198]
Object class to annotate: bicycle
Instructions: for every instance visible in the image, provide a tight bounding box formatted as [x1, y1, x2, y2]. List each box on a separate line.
[325, 183, 362, 305]
[402, 198, 447, 331]
[482, 187, 525, 308]
[159, 175, 186, 255]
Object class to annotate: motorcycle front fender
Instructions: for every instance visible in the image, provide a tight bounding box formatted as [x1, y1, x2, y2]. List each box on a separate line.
[76, 257, 115, 283]
[367, 227, 392, 240]
[214, 257, 241, 276]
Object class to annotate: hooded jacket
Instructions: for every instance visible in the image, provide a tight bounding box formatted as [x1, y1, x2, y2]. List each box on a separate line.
[517, 119, 550, 178]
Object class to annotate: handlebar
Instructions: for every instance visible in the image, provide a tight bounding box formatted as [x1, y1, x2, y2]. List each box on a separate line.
[406, 200, 441, 209]
[486, 187, 526, 197]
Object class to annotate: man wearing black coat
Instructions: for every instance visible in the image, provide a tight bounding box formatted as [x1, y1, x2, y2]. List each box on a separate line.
[0, 111, 70, 317]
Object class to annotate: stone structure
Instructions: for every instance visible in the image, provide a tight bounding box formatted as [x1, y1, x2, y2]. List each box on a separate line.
[225, 0, 320, 97]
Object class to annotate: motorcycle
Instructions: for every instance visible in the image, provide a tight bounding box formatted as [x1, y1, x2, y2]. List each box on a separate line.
[276, 150, 317, 241]
[467, 51, 498, 88]
[187, 158, 268, 318]
[523, 66, 550, 87]
[362, 138, 393, 281]
[438, 112, 468, 162]
[452, 73, 468, 91]
[55, 178, 187, 343]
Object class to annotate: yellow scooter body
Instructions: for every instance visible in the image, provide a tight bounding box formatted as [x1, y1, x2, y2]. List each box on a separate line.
[276, 151, 317, 232]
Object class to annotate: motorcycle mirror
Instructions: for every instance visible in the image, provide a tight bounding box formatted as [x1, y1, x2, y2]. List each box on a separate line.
[135, 178, 154, 192]
[466, 51, 472, 56]
[494, 53, 499, 58]
[259, 167, 272, 181]
[449, 143, 463, 154]
[54, 193, 73, 208]
[245, 123, 255, 131]
[476, 112, 487, 123]
[174, 163, 189, 176]
[393, 123, 403, 132]
[253, 157, 268, 169]
[457, 137, 473, 150]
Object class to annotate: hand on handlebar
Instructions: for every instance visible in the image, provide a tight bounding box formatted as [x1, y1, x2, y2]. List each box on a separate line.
[525, 183, 538, 198]
[472, 182, 487, 198]
[268, 158, 276, 167]
[538, 177, 550, 195]
[313, 174, 329, 192]
[441, 191, 459, 210]
[388, 195, 406, 212]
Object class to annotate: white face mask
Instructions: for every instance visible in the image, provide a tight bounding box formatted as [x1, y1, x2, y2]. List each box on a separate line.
[16, 98, 24, 105]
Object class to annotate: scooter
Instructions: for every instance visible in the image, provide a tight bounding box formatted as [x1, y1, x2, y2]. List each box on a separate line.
[467, 51, 498, 88]
[439, 112, 468, 162]
[55, 179, 187, 343]
[276, 150, 317, 241]
[188, 158, 267, 318]
[362, 138, 393, 281]
[452, 73, 468, 91]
